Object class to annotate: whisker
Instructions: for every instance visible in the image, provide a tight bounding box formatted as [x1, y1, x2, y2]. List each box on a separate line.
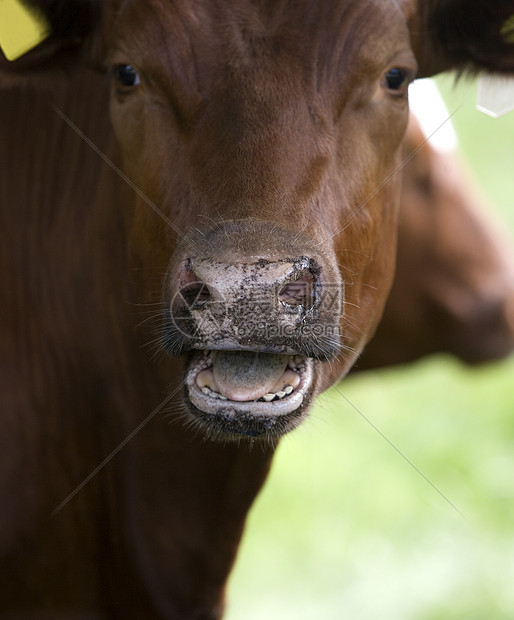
[129, 301, 168, 308]
[135, 312, 166, 330]
[291, 221, 311, 245]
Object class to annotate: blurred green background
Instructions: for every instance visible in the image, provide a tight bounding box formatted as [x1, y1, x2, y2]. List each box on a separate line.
[225, 74, 514, 620]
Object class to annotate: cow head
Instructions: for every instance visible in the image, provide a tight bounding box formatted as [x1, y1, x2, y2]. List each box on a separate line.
[4, 0, 514, 440]
[104, 0, 419, 439]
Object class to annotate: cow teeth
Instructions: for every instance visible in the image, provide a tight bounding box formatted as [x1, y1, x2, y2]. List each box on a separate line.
[259, 385, 295, 402]
[201, 384, 295, 403]
[201, 385, 223, 399]
[202, 389, 226, 400]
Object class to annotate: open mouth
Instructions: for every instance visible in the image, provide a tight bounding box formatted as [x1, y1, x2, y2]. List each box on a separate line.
[185, 350, 314, 438]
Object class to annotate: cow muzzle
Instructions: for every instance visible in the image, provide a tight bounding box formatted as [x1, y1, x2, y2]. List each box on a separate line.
[164, 222, 343, 439]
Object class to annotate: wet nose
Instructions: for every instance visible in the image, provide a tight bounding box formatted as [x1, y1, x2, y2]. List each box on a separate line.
[166, 254, 342, 359]
[179, 255, 316, 312]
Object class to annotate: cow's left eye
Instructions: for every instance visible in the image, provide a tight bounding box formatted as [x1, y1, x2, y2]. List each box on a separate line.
[114, 64, 141, 88]
[384, 68, 408, 92]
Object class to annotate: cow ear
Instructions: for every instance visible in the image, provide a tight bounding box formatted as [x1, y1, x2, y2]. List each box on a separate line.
[0, 0, 102, 80]
[406, 0, 514, 77]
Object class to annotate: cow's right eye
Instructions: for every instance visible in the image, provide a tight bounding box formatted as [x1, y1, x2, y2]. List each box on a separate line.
[384, 68, 408, 91]
[114, 64, 141, 88]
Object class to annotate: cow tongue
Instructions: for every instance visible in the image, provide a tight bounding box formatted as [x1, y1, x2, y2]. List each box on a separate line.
[212, 351, 290, 402]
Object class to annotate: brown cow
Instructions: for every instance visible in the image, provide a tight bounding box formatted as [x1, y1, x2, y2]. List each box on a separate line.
[357, 102, 514, 370]
[1, 1, 514, 618]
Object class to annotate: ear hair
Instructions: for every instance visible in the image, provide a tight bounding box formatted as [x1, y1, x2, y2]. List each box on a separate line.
[25, 0, 101, 42]
[409, 0, 514, 77]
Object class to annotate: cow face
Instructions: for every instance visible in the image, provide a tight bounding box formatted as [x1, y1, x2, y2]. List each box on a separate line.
[105, 0, 416, 438]
[4, 0, 513, 440]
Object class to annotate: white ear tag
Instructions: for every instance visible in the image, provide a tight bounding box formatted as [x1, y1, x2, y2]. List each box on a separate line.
[0, 0, 50, 61]
[476, 73, 514, 118]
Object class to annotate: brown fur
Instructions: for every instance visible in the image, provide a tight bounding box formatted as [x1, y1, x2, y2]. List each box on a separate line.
[1, 1, 514, 616]
[357, 114, 514, 370]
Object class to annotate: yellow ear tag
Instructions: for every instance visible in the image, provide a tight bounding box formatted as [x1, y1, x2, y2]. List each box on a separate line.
[0, 0, 50, 61]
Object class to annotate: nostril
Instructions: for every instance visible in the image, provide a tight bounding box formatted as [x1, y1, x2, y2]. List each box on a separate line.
[177, 261, 212, 309]
[278, 272, 315, 308]
[180, 281, 211, 309]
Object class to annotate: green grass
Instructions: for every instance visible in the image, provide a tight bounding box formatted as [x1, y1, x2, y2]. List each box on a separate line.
[226, 75, 514, 620]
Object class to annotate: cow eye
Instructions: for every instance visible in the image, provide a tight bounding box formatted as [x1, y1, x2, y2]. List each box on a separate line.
[114, 64, 141, 88]
[384, 68, 408, 92]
